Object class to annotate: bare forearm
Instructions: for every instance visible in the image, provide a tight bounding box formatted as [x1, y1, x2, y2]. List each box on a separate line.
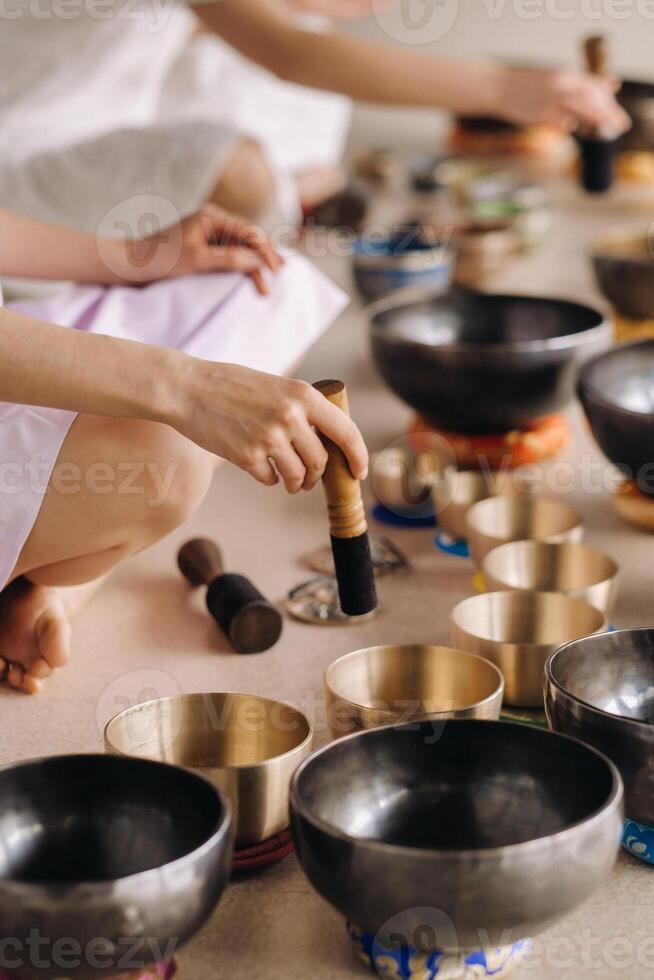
[0, 306, 181, 424]
[193, 0, 499, 114]
[0, 208, 140, 284]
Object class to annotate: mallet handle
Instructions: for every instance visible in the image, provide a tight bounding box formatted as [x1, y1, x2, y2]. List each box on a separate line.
[312, 380, 368, 538]
[177, 538, 224, 587]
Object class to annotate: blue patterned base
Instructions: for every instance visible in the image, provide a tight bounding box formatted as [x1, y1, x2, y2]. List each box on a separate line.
[349, 924, 532, 979]
[372, 503, 437, 529]
[435, 532, 470, 558]
[622, 819, 654, 864]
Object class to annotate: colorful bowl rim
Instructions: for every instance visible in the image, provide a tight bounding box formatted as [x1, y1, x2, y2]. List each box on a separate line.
[546, 627, 654, 733]
[367, 287, 610, 355]
[290, 718, 623, 860]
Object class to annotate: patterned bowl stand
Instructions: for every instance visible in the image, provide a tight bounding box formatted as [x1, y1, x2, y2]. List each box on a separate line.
[622, 820, 654, 865]
[348, 924, 532, 979]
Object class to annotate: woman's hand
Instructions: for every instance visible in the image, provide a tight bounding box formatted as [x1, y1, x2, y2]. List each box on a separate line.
[174, 360, 368, 492]
[492, 66, 630, 134]
[112, 204, 284, 294]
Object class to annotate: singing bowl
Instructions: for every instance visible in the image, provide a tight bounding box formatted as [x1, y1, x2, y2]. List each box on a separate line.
[325, 644, 504, 736]
[368, 287, 609, 433]
[451, 591, 606, 707]
[578, 340, 654, 496]
[432, 466, 537, 541]
[465, 495, 583, 566]
[0, 754, 233, 979]
[371, 445, 436, 518]
[482, 540, 619, 617]
[290, 720, 623, 951]
[105, 693, 313, 849]
[352, 234, 455, 301]
[546, 629, 654, 843]
[591, 232, 654, 320]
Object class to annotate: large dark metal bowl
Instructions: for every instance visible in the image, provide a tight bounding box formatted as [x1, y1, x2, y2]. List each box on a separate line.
[0, 754, 233, 979]
[546, 629, 654, 829]
[290, 720, 622, 952]
[577, 340, 654, 494]
[369, 288, 609, 433]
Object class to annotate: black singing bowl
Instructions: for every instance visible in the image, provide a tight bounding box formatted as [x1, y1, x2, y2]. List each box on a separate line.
[369, 288, 609, 433]
[578, 340, 654, 495]
[546, 629, 654, 828]
[0, 755, 234, 979]
[290, 720, 623, 951]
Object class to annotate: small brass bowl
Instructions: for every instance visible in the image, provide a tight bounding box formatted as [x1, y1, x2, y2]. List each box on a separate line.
[433, 466, 537, 541]
[482, 540, 619, 617]
[325, 644, 504, 737]
[105, 693, 313, 849]
[465, 496, 583, 566]
[451, 591, 606, 707]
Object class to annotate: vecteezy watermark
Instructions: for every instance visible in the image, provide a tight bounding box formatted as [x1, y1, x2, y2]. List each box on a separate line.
[0, 931, 178, 974]
[96, 667, 182, 739]
[0, 0, 176, 31]
[372, 0, 460, 44]
[0, 456, 179, 508]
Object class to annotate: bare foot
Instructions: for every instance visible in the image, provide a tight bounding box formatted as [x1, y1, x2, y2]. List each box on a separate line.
[0, 576, 103, 694]
[297, 165, 347, 211]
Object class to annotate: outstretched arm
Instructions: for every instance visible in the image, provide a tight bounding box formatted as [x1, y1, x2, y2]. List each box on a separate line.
[192, 0, 628, 131]
[0, 306, 368, 492]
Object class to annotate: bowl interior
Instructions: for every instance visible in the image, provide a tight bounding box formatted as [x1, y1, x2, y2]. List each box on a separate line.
[593, 232, 652, 265]
[370, 290, 603, 349]
[550, 630, 654, 724]
[0, 755, 223, 884]
[452, 592, 605, 646]
[580, 341, 654, 415]
[484, 541, 617, 591]
[105, 693, 311, 769]
[467, 497, 580, 542]
[294, 721, 615, 849]
[326, 645, 502, 715]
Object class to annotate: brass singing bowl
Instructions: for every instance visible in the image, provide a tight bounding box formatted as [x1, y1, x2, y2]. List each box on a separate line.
[325, 644, 504, 736]
[105, 693, 313, 849]
[466, 495, 583, 566]
[451, 591, 606, 707]
[433, 465, 537, 541]
[482, 540, 619, 617]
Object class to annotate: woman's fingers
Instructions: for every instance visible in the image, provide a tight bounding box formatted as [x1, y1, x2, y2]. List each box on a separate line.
[291, 426, 329, 491]
[201, 203, 284, 272]
[305, 386, 369, 480]
[270, 442, 307, 493]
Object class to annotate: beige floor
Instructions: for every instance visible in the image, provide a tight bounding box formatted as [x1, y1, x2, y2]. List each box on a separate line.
[3, 169, 654, 979]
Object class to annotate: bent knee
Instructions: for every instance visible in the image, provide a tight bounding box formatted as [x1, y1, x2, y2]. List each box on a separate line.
[211, 138, 276, 221]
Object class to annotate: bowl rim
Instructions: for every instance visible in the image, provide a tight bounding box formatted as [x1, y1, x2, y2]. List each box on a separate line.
[0, 752, 233, 891]
[324, 643, 505, 717]
[104, 691, 314, 773]
[290, 719, 624, 858]
[465, 495, 583, 536]
[578, 339, 654, 420]
[546, 627, 654, 732]
[591, 230, 654, 266]
[482, 539, 619, 590]
[367, 286, 610, 355]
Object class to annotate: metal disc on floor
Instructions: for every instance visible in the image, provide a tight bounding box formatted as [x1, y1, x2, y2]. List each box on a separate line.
[304, 535, 410, 578]
[286, 577, 379, 625]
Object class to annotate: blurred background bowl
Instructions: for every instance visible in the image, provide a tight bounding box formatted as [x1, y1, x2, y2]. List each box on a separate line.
[352, 232, 455, 301]
[369, 288, 609, 433]
[290, 720, 622, 951]
[482, 539, 619, 617]
[105, 692, 312, 849]
[325, 644, 504, 737]
[546, 628, 654, 860]
[591, 231, 654, 320]
[433, 465, 538, 541]
[0, 754, 233, 979]
[578, 340, 654, 496]
[465, 496, 583, 566]
[451, 591, 606, 706]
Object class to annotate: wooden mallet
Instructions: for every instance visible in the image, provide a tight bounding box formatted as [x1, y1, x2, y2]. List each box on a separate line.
[313, 379, 378, 617]
[177, 538, 283, 653]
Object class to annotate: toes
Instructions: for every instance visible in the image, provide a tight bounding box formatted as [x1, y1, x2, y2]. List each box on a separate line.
[7, 664, 24, 690]
[22, 674, 43, 696]
[35, 605, 72, 669]
[28, 657, 52, 680]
